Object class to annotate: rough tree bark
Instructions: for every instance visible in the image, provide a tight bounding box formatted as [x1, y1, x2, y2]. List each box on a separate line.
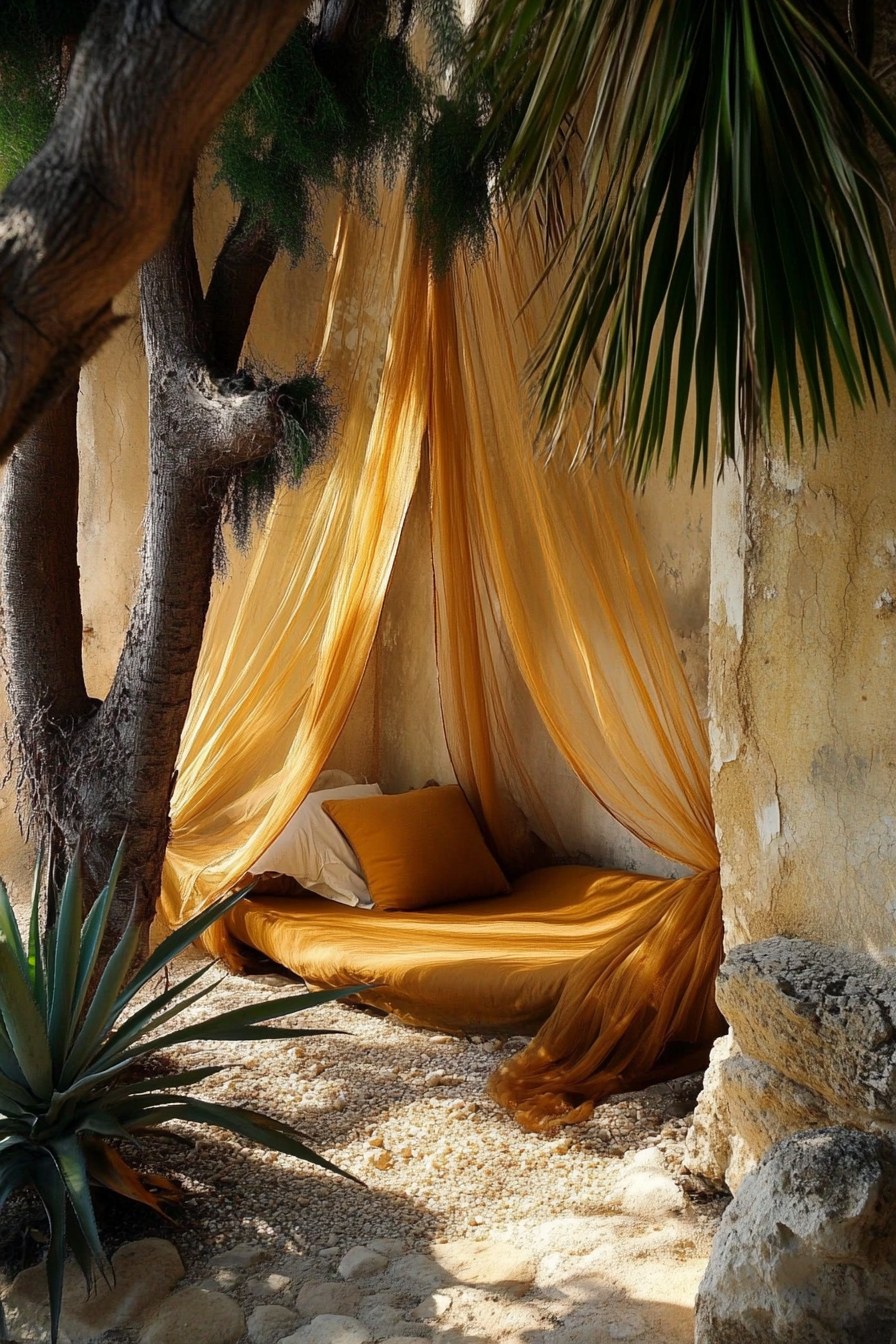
[0, 0, 310, 460]
[0, 187, 285, 939]
[0, 0, 397, 945]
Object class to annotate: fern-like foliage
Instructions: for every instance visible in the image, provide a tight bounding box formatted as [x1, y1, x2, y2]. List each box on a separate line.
[215, 15, 425, 261]
[0, 3, 508, 281]
[0, 1, 96, 184]
[216, 368, 336, 565]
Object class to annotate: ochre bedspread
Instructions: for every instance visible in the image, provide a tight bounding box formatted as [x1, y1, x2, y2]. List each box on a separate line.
[225, 864, 724, 1126]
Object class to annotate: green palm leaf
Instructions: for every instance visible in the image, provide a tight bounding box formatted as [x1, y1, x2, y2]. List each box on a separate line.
[48, 845, 84, 1068]
[120, 1097, 358, 1181]
[60, 901, 140, 1087]
[71, 835, 126, 1026]
[0, 932, 52, 1096]
[467, 0, 896, 482]
[28, 849, 46, 1011]
[28, 1154, 69, 1344]
[110, 884, 254, 1017]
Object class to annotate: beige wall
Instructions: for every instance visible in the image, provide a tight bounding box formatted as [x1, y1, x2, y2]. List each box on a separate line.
[709, 410, 896, 955]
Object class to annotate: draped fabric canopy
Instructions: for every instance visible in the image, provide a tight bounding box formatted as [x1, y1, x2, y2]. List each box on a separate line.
[160, 188, 722, 1129]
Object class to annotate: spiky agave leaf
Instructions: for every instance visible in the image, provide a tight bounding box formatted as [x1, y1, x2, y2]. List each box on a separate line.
[467, 0, 896, 483]
[0, 842, 373, 1343]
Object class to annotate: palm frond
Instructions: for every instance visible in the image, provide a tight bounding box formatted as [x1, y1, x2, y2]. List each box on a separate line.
[468, 0, 896, 482]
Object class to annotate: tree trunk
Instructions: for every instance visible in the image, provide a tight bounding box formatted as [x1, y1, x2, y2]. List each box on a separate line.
[0, 0, 311, 460]
[0, 384, 95, 876]
[0, 187, 284, 946]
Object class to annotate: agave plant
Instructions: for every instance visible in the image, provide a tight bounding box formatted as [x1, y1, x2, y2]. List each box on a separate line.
[0, 841, 364, 1343]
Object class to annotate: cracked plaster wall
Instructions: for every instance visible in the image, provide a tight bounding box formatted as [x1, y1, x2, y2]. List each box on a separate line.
[709, 407, 896, 954]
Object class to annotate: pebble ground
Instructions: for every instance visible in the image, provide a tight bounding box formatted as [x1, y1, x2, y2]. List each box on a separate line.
[1, 950, 729, 1342]
[101, 958, 723, 1270]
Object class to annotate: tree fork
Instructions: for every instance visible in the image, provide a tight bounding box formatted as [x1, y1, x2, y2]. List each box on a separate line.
[0, 0, 312, 460]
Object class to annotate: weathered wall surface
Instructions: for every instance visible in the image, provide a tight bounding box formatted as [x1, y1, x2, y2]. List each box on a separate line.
[709, 410, 896, 955]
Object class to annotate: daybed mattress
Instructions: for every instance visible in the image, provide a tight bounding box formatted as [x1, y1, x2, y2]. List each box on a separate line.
[225, 864, 699, 1035]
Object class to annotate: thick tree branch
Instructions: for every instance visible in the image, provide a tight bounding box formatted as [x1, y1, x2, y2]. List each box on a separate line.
[140, 186, 209, 368]
[0, 384, 90, 728]
[83, 455, 219, 925]
[0, 0, 311, 459]
[206, 206, 279, 375]
[141, 201, 284, 475]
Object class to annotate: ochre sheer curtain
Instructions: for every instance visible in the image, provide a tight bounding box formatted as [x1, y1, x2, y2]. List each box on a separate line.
[161, 190, 722, 1127]
[427, 220, 721, 1127]
[160, 193, 428, 957]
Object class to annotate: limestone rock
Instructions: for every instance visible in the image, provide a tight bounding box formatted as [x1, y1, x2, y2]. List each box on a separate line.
[208, 1266, 241, 1290]
[280, 1314, 373, 1344]
[718, 1053, 848, 1190]
[608, 1166, 685, 1219]
[357, 1291, 403, 1335]
[248, 1272, 292, 1298]
[209, 1243, 269, 1270]
[295, 1281, 362, 1319]
[410, 1290, 452, 1319]
[386, 1252, 453, 1295]
[695, 1127, 896, 1344]
[3, 1237, 184, 1344]
[337, 1247, 388, 1280]
[684, 1031, 739, 1187]
[717, 938, 896, 1120]
[140, 1288, 245, 1344]
[364, 1238, 406, 1259]
[247, 1303, 300, 1344]
[606, 1148, 685, 1217]
[380, 1339, 429, 1344]
[430, 1238, 536, 1297]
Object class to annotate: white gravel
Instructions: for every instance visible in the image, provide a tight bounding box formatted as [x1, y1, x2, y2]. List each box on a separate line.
[1, 934, 730, 1342]
[117, 955, 725, 1269]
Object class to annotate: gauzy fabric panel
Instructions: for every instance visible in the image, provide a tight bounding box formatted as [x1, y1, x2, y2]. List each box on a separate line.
[250, 784, 382, 906]
[426, 218, 722, 1127]
[160, 189, 429, 946]
[160, 186, 723, 1130]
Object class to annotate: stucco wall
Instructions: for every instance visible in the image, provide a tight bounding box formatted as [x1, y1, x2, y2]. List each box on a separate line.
[709, 411, 896, 955]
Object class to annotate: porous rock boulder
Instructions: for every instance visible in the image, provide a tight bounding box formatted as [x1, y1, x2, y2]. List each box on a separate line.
[695, 1126, 896, 1344]
[717, 938, 896, 1118]
[685, 938, 896, 1190]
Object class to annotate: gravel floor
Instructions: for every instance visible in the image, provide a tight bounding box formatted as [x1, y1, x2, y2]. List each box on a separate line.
[1, 945, 730, 1342]
[84, 954, 723, 1268]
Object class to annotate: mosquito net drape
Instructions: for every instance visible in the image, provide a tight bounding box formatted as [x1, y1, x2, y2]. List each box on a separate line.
[427, 224, 722, 1125]
[161, 193, 428, 951]
[160, 189, 722, 1129]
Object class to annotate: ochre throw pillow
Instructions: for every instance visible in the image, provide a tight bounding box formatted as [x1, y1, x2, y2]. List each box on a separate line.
[322, 785, 510, 912]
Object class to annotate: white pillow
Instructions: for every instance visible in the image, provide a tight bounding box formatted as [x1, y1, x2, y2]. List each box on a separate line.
[250, 784, 382, 906]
